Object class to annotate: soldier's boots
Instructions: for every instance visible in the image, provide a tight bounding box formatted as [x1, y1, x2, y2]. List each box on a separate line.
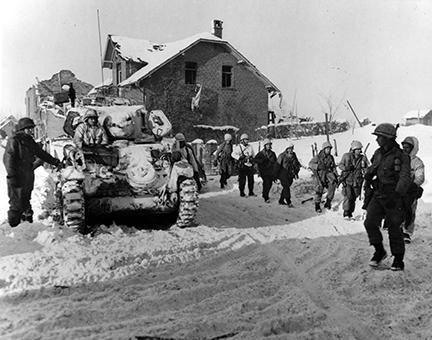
[369, 243, 387, 267]
[315, 203, 322, 213]
[390, 255, 405, 271]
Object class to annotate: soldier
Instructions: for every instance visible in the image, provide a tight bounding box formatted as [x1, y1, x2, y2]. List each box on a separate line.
[3, 118, 61, 227]
[73, 109, 108, 148]
[400, 136, 425, 243]
[274, 141, 301, 207]
[254, 139, 277, 203]
[174, 133, 205, 192]
[308, 141, 338, 213]
[338, 140, 369, 219]
[363, 123, 411, 271]
[214, 133, 235, 189]
[232, 133, 256, 197]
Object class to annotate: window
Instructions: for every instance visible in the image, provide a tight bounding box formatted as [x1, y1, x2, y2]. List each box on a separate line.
[116, 62, 122, 84]
[185, 62, 197, 84]
[222, 65, 232, 88]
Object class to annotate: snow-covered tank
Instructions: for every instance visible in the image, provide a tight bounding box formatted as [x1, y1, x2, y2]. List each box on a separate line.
[47, 105, 198, 232]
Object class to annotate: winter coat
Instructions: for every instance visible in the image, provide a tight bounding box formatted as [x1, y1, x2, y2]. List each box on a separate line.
[308, 150, 338, 188]
[73, 122, 108, 148]
[177, 144, 205, 178]
[338, 152, 369, 187]
[3, 131, 60, 185]
[232, 143, 255, 170]
[275, 150, 301, 181]
[406, 136, 425, 187]
[215, 141, 235, 174]
[254, 149, 277, 177]
[364, 140, 411, 196]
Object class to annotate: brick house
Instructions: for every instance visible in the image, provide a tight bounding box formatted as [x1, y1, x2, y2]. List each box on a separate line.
[102, 20, 280, 140]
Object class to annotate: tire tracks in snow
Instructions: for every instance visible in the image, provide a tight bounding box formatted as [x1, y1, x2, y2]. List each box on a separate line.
[263, 244, 380, 340]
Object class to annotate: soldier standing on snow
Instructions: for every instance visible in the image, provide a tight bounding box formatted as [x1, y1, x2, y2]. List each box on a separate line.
[338, 140, 369, 219]
[254, 138, 277, 203]
[308, 141, 338, 213]
[174, 133, 205, 192]
[232, 133, 256, 197]
[363, 123, 411, 271]
[214, 133, 235, 189]
[400, 136, 425, 244]
[274, 141, 301, 207]
[3, 118, 62, 227]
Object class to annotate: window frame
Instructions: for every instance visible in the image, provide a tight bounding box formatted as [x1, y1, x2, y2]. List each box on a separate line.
[222, 65, 233, 88]
[185, 61, 198, 85]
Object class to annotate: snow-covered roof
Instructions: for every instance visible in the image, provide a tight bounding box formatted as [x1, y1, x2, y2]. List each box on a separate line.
[193, 124, 239, 132]
[104, 32, 279, 92]
[88, 77, 113, 95]
[404, 109, 431, 119]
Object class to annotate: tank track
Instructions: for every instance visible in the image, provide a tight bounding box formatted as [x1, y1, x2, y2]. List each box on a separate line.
[174, 178, 199, 228]
[61, 180, 85, 231]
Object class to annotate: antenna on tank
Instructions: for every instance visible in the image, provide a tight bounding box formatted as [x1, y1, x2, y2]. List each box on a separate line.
[97, 9, 105, 93]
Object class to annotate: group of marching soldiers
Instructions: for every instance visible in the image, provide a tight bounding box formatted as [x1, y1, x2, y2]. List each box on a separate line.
[214, 123, 425, 271]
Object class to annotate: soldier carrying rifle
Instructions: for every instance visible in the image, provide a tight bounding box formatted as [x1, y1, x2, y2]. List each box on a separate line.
[338, 140, 369, 219]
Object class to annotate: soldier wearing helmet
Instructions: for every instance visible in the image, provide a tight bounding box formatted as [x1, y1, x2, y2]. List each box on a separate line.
[308, 140, 339, 212]
[3, 117, 61, 227]
[338, 140, 370, 219]
[274, 141, 301, 206]
[214, 133, 235, 189]
[363, 123, 411, 271]
[400, 136, 425, 243]
[254, 138, 277, 203]
[231, 133, 256, 197]
[73, 109, 108, 148]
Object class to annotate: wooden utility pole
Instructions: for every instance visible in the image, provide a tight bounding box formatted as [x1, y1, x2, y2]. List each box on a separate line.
[346, 100, 363, 127]
[324, 113, 330, 143]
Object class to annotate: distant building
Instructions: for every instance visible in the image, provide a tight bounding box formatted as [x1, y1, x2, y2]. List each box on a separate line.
[101, 20, 281, 139]
[404, 109, 432, 126]
[0, 115, 18, 137]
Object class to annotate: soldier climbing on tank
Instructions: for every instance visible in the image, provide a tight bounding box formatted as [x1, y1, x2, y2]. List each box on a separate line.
[363, 123, 411, 271]
[174, 133, 205, 192]
[3, 118, 62, 227]
[308, 141, 338, 213]
[73, 109, 108, 148]
[338, 140, 369, 219]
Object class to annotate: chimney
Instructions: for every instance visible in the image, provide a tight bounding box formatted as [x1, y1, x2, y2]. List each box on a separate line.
[213, 19, 223, 39]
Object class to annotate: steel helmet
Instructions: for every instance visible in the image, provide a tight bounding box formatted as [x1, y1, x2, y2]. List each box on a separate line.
[263, 138, 272, 146]
[350, 140, 363, 150]
[16, 117, 36, 131]
[84, 109, 98, 121]
[175, 132, 186, 141]
[372, 123, 397, 139]
[401, 136, 415, 146]
[240, 133, 249, 141]
[322, 141, 332, 150]
[224, 133, 232, 141]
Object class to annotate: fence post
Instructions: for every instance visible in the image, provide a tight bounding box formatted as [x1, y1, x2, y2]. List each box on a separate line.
[333, 138, 338, 157]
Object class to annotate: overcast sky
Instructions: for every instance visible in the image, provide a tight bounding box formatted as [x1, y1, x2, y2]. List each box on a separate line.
[1, 0, 432, 123]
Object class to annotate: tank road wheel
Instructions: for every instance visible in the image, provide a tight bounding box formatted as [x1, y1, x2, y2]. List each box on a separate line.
[174, 178, 199, 228]
[61, 180, 85, 232]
